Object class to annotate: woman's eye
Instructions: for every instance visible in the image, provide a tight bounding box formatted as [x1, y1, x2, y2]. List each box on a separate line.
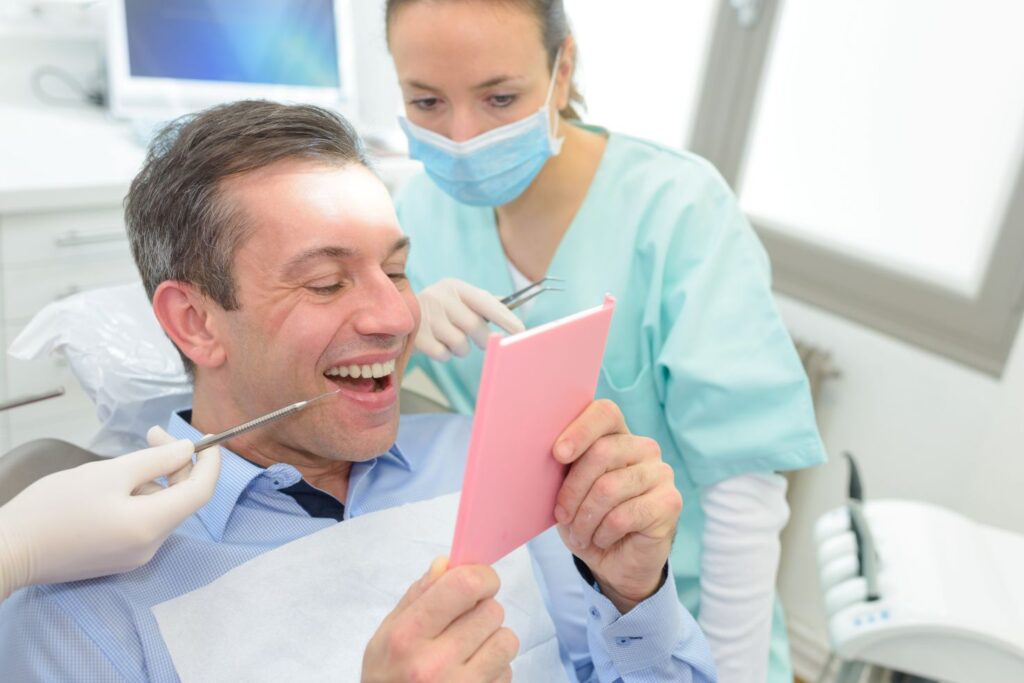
[489, 93, 516, 108]
[388, 271, 408, 283]
[410, 97, 440, 111]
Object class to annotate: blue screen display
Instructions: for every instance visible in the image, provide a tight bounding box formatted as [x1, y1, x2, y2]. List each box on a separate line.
[125, 0, 340, 88]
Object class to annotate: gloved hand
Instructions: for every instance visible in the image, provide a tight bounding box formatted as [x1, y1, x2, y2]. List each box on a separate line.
[415, 278, 526, 361]
[0, 426, 220, 601]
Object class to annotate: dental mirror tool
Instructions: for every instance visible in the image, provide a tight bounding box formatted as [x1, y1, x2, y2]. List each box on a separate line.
[192, 389, 341, 452]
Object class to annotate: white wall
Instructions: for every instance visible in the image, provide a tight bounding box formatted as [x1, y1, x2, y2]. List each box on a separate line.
[348, 0, 403, 134]
[774, 291, 1024, 671]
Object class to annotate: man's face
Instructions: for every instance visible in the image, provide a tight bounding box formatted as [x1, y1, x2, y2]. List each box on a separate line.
[212, 160, 419, 462]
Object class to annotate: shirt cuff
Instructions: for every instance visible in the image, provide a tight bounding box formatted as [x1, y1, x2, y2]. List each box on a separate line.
[574, 557, 695, 676]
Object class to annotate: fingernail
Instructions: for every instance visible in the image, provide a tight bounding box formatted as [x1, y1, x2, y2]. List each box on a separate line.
[428, 556, 449, 579]
[554, 442, 572, 462]
[554, 505, 568, 524]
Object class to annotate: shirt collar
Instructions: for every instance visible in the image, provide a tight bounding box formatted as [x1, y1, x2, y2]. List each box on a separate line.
[166, 410, 413, 541]
[167, 411, 264, 541]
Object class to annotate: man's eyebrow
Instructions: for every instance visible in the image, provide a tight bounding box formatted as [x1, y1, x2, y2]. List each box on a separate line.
[281, 238, 409, 278]
[280, 246, 356, 278]
[389, 236, 411, 258]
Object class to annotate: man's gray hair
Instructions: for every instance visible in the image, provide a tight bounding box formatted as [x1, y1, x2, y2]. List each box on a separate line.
[124, 100, 370, 370]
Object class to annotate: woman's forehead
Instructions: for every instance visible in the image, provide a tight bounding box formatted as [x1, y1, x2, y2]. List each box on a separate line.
[390, 1, 547, 74]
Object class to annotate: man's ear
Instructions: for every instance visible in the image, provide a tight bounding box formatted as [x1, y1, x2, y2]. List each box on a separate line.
[152, 281, 228, 369]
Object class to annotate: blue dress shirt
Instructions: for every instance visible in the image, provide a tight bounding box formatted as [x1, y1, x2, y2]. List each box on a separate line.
[0, 412, 716, 682]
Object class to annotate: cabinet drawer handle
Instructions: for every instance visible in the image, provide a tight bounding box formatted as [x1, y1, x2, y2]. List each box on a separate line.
[54, 230, 127, 248]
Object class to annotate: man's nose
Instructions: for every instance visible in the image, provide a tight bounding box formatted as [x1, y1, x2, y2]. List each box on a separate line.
[352, 273, 416, 338]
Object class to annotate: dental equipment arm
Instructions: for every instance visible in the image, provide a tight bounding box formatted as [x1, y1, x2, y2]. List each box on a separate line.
[0, 427, 220, 602]
[415, 278, 526, 361]
[0, 387, 65, 412]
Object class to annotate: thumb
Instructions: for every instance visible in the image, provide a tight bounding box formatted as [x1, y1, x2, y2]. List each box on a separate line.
[118, 438, 196, 487]
[392, 556, 449, 614]
[147, 425, 178, 447]
[138, 444, 221, 529]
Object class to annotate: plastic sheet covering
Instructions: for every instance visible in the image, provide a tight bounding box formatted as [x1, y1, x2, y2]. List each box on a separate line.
[7, 283, 192, 456]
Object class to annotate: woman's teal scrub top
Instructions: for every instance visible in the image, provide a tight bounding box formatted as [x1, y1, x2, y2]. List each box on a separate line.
[396, 130, 827, 678]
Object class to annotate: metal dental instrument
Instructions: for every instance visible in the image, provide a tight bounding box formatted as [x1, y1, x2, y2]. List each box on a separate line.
[192, 389, 341, 452]
[500, 276, 565, 311]
[0, 387, 65, 413]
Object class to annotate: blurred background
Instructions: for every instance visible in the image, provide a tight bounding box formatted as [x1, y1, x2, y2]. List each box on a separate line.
[0, 1, 1022, 680]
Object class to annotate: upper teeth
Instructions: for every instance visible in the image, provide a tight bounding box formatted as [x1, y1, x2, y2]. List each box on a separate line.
[325, 359, 396, 379]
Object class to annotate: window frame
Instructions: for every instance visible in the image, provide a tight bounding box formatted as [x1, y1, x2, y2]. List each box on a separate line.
[688, 0, 1024, 376]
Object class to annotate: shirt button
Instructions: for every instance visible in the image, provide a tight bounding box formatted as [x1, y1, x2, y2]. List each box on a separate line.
[615, 637, 631, 647]
[589, 607, 600, 619]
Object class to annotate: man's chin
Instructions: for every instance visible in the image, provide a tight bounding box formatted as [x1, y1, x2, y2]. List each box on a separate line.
[327, 417, 400, 462]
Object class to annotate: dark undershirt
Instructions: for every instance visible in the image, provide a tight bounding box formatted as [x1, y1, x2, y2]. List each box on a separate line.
[180, 410, 344, 522]
[280, 479, 346, 522]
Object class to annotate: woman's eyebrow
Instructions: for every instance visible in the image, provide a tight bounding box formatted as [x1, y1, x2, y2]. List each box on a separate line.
[472, 75, 521, 90]
[405, 79, 439, 92]
[404, 76, 522, 92]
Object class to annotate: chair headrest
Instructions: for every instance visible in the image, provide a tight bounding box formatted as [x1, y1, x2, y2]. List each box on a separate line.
[8, 283, 192, 455]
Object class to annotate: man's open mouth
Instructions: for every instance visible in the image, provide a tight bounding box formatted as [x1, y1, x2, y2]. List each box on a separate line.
[324, 359, 396, 394]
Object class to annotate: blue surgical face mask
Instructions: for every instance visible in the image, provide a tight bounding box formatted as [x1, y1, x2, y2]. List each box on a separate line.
[399, 50, 564, 207]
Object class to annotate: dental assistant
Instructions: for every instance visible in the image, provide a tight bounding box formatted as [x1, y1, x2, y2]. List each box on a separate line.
[0, 428, 219, 603]
[386, 1, 827, 681]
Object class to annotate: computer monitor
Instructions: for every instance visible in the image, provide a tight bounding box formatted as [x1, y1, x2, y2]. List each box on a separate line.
[106, 0, 356, 120]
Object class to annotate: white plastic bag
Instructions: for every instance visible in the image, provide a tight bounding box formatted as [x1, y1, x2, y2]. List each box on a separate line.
[7, 283, 193, 456]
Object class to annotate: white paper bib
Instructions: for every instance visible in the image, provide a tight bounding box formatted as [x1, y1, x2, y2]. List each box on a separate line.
[152, 493, 565, 681]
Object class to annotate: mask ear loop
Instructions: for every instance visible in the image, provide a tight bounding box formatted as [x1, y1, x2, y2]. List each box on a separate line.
[544, 46, 565, 153]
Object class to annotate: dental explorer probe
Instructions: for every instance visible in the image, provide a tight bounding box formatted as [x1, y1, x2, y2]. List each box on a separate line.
[191, 389, 341, 452]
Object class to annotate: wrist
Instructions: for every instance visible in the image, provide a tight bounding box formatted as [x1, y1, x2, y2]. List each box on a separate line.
[574, 556, 667, 614]
[0, 516, 31, 601]
[595, 568, 665, 614]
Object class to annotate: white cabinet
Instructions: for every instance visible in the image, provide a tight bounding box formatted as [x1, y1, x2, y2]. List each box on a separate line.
[0, 205, 142, 452]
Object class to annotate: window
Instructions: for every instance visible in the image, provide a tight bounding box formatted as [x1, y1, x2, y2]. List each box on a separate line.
[687, 0, 1024, 375]
[565, 0, 718, 150]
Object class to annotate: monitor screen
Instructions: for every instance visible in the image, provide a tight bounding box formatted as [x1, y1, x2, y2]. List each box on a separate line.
[106, 0, 354, 120]
[124, 0, 340, 88]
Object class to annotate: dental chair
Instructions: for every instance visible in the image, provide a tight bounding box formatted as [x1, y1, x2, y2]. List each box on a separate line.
[814, 455, 1024, 682]
[0, 438, 101, 507]
[1, 282, 451, 503]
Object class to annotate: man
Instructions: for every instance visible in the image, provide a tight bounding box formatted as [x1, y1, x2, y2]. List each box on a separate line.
[0, 101, 715, 681]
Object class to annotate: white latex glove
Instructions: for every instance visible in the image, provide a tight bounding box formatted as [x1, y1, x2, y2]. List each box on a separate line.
[699, 472, 789, 683]
[0, 426, 220, 601]
[415, 278, 525, 361]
